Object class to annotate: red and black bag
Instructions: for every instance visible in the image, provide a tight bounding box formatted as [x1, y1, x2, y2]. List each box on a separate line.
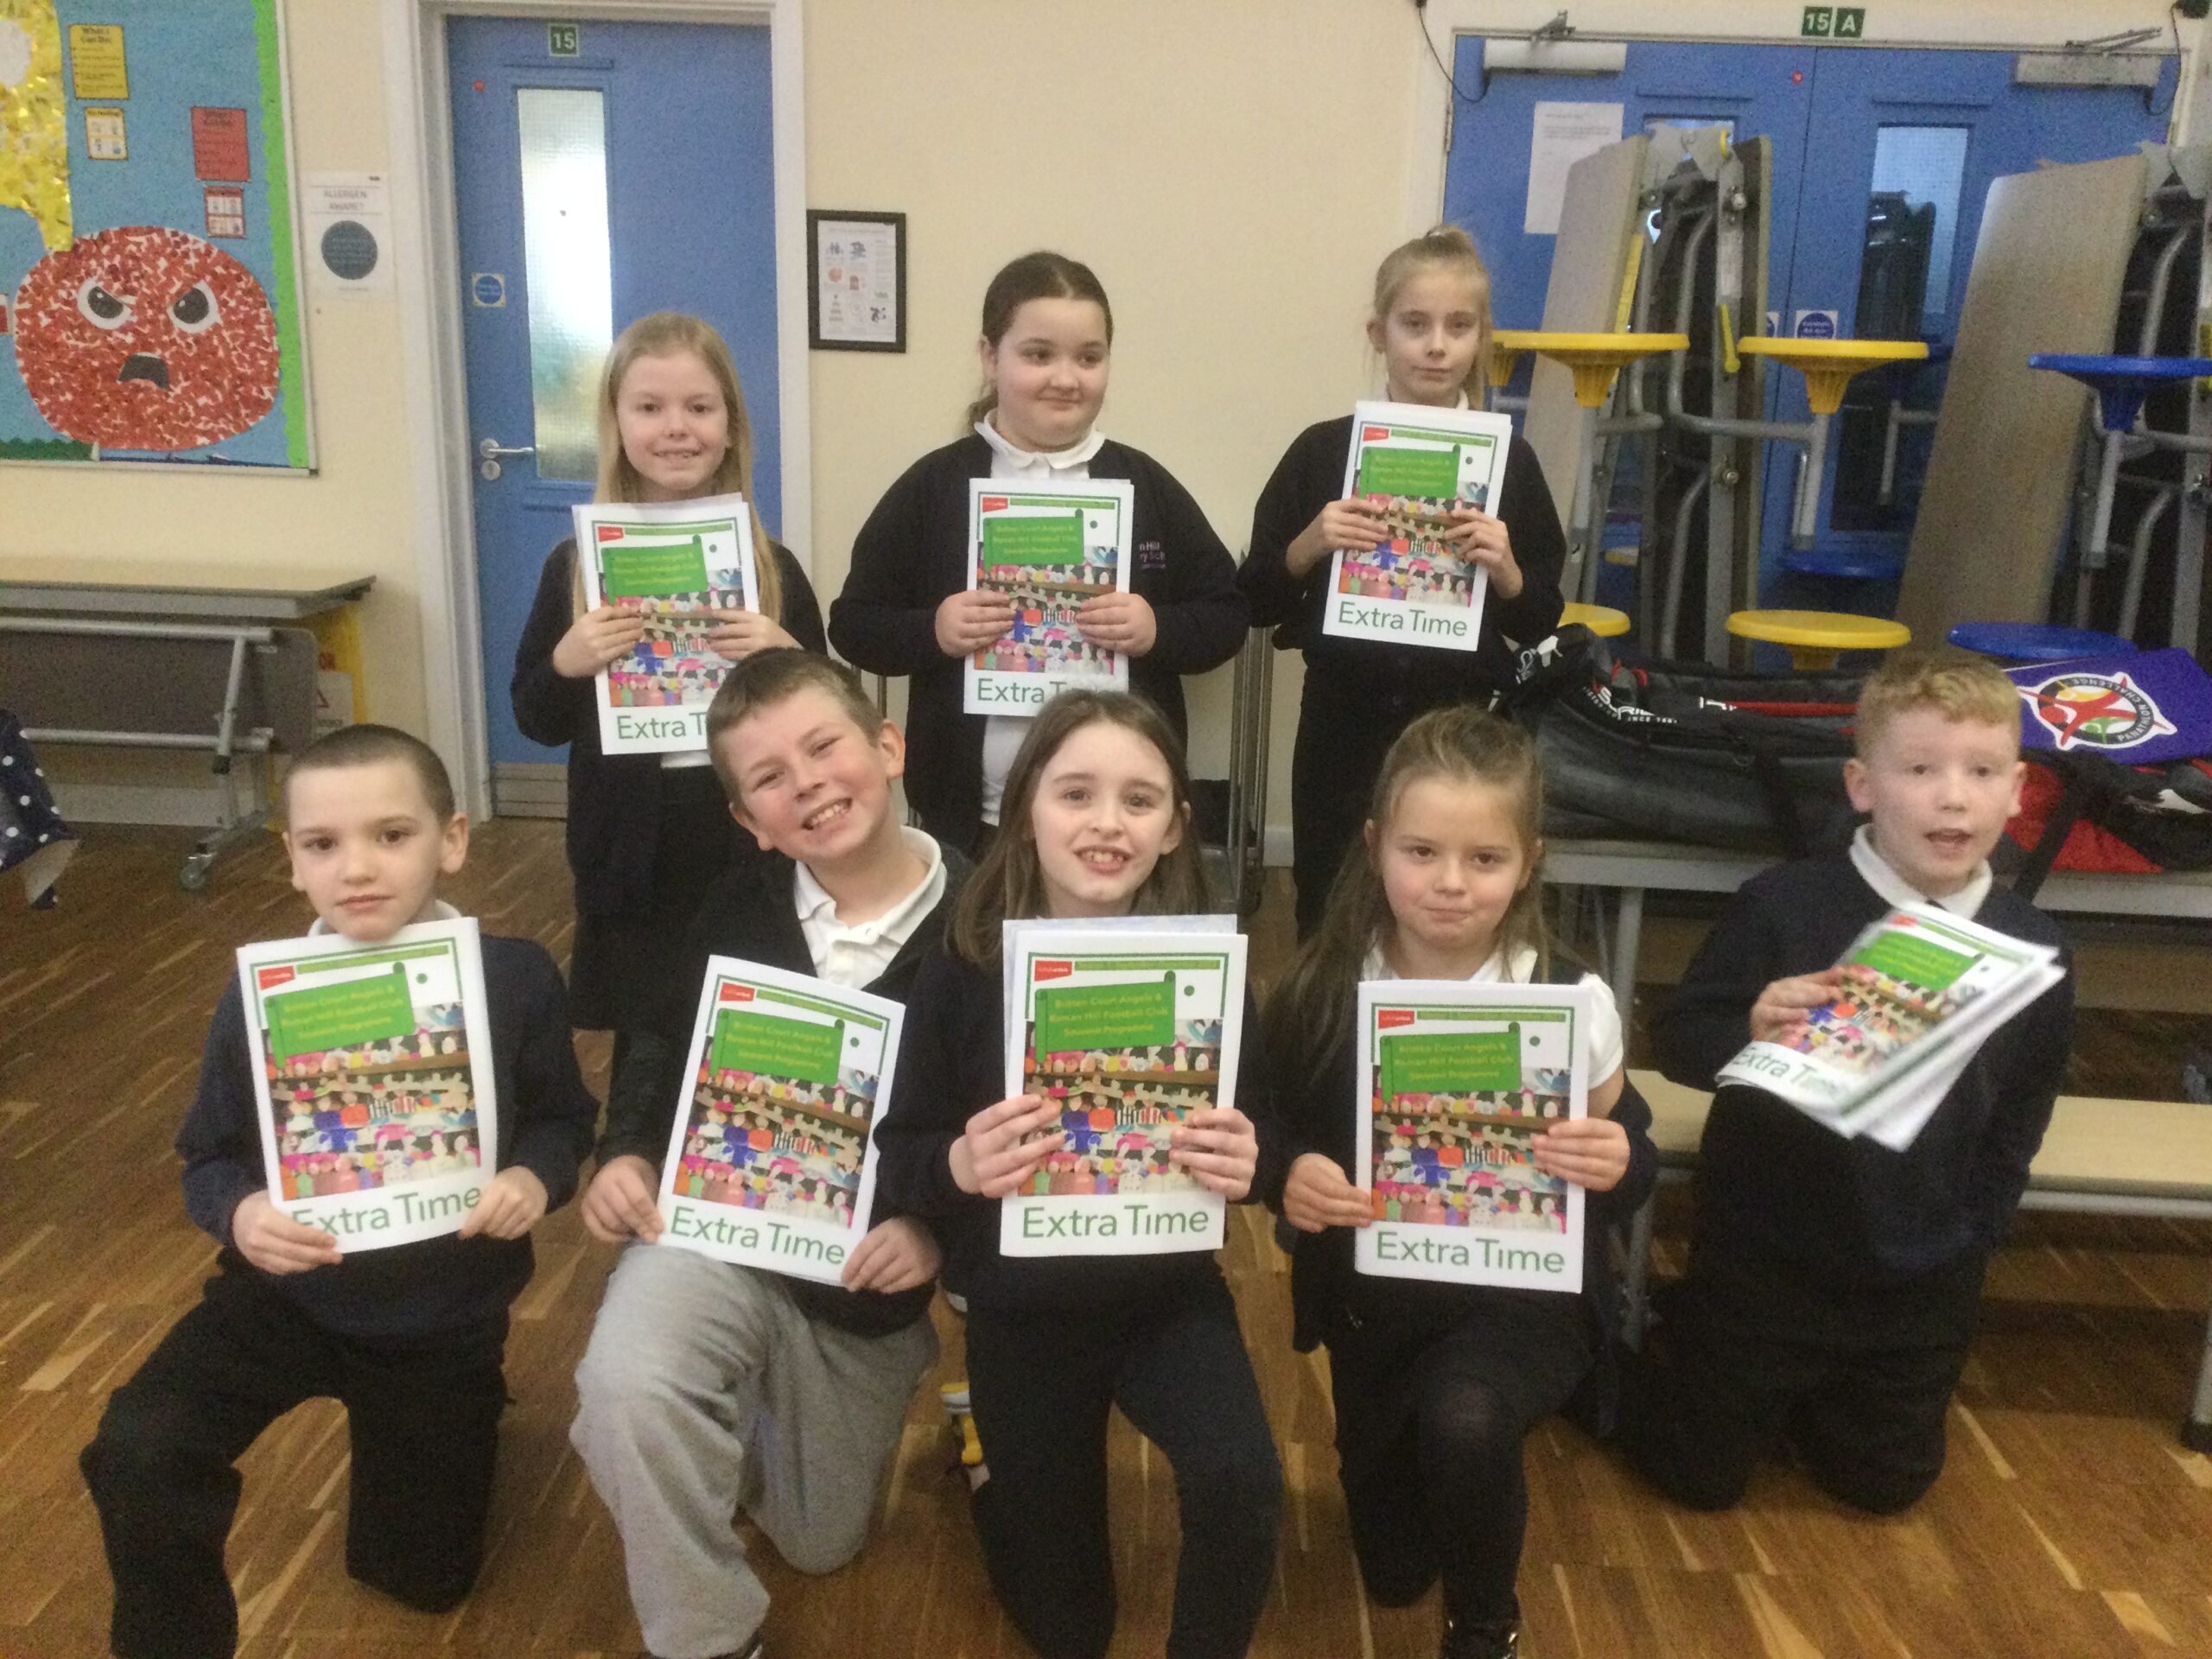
[2005, 748, 2212, 889]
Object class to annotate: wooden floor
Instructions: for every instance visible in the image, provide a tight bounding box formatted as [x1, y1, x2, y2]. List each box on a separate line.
[5, 823, 2211, 1659]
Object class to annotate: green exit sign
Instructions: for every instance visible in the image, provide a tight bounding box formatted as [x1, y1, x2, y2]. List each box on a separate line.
[1802, 6, 1866, 36]
[548, 21, 580, 56]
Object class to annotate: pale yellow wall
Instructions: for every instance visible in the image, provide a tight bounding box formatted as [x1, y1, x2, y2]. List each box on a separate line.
[3, 0, 2184, 840]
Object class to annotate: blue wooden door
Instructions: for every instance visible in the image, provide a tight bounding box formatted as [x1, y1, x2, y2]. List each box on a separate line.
[447, 15, 781, 772]
[1766, 47, 2177, 595]
[1444, 39, 1820, 333]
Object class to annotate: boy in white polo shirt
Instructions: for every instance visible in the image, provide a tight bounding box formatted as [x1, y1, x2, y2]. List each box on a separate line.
[572, 651, 966, 1659]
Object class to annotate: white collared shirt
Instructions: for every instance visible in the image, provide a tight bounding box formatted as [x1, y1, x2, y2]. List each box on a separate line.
[794, 828, 947, 988]
[1361, 938, 1626, 1080]
[1848, 823, 1992, 919]
[976, 414, 1105, 825]
[308, 899, 462, 938]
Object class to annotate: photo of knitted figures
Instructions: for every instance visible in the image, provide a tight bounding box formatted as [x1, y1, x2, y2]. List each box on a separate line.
[1367, 1028, 1573, 1235]
[1017, 1017, 1225, 1197]
[973, 526, 1120, 678]
[670, 1042, 880, 1232]
[263, 996, 478, 1200]
[1773, 938, 1985, 1080]
[1333, 492, 1486, 611]
[605, 594, 747, 708]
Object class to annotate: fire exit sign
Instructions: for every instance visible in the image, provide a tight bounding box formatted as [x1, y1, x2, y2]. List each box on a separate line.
[1802, 7, 1867, 36]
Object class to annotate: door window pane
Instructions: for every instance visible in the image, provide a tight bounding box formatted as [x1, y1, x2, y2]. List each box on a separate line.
[517, 87, 612, 481]
[1864, 124, 1968, 327]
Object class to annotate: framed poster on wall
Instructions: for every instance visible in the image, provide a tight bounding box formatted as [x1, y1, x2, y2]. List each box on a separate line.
[0, 0, 313, 469]
[806, 208, 904, 353]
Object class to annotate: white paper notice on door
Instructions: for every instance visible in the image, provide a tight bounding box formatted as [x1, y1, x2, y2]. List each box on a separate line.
[1524, 102, 1625, 235]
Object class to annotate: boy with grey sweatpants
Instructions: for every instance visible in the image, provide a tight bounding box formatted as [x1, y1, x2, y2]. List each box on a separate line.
[570, 652, 963, 1659]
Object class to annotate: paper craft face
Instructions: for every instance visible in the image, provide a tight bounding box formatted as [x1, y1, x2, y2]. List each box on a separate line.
[14, 226, 279, 450]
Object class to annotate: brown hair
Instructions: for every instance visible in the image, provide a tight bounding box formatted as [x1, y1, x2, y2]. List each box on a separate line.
[704, 648, 885, 802]
[965, 251, 1114, 428]
[1263, 706, 1545, 1083]
[592, 311, 784, 624]
[1370, 226, 1494, 404]
[1855, 646, 2021, 759]
[948, 690, 1210, 964]
[283, 723, 456, 823]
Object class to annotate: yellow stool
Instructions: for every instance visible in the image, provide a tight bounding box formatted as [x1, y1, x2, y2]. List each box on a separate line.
[1492, 332, 1690, 604]
[1726, 608, 1909, 670]
[1734, 337, 1928, 548]
[1560, 601, 1630, 638]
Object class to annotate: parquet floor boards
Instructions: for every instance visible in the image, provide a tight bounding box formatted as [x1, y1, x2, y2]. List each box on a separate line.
[3, 826, 2208, 1657]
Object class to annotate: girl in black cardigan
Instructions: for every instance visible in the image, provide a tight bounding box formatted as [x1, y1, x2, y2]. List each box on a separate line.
[1262, 706, 1656, 1659]
[830, 251, 1246, 854]
[511, 312, 824, 1033]
[1238, 228, 1568, 937]
[876, 691, 1284, 1659]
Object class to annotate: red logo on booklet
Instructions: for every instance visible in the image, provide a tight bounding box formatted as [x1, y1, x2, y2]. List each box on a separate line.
[1377, 1008, 1414, 1028]
[1362, 426, 1390, 442]
[719, 984, 755, 1002]
[257, 966, 295, 989]
[596, 524, 624, 543]
[1034, 960, 1072, 982]
[980, 496, 1009, 513]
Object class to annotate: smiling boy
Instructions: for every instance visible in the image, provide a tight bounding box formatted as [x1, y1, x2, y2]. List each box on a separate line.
[571, 650, 966, 1659]
[1624, 649, 2075, 1516]
[80, 725, 596, 1659]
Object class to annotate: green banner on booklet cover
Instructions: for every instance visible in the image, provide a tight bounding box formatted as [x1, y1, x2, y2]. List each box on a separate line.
[1380, 1028, 1522, 1100]
[982, 512, 1084, 567]
[1035, 975, 1178, 1054]
[601, 537, 711, 598]
[711, 1008, 844, 1085]
[266, 964, 416, 1062]
[1357, 443, 1462, 499]
[1851, 930, 1973, 991]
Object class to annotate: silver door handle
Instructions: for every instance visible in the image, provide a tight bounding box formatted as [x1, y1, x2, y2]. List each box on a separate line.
[478, 437, 536, 459]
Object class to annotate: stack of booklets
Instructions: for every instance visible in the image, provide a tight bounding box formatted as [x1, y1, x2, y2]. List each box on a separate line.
[1716, 903, 2064, 1150]
[999, 915, 1246, 1257]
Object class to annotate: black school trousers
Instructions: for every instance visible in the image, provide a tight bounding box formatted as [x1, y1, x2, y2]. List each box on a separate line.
[80, 1263, 507, 1659]
[964, 1269, 1282, 1659]
[1326, 1291, 1591, 1639]
[1622, 1250, 1985, 1516]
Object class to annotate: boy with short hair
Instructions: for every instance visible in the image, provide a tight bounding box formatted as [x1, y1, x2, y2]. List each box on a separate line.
[572, 650, 967, 1659]
[1626, 648, 2075, 1516]
[81, 724, 597, 1659]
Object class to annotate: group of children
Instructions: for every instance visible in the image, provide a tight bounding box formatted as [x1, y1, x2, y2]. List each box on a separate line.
[77, 225, 2075, 1659]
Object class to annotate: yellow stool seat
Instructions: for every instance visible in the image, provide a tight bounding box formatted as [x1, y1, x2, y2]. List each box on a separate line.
[1735, 337, 1929, 415]
[1727, 608, 1910, 670]
[1493, 330, 1692, 407]
[1560, 601, 1630, 638]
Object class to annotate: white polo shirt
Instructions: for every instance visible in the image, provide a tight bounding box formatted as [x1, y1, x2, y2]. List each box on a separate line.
[1848, 823, 1992, 919]
[1361, 938, 1626, 1081]
[793, 829, 947, 988]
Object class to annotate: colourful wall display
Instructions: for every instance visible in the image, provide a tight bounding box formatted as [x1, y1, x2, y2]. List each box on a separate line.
[0, 0, 310, 468]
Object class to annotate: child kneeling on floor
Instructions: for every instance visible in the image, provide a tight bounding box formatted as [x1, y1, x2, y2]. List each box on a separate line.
[1623, 646, 2075, 1515]
[570, 651, 965, 1659]
[80, 725, 597, 1659]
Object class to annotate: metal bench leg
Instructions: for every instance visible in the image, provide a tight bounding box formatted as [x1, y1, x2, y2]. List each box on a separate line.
[1621, 1192, 1657, 1349]
[1608, 884, 1645, 1017]
[2188, 1287, 2212, 1452]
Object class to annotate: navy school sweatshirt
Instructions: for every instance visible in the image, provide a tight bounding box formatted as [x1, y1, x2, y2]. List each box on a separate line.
[179, 933, 598, 1340]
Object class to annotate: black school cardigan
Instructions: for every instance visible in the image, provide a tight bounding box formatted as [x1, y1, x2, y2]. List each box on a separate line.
[179, 935, 599, 1341]
[1238, 417, 1567, 734]
[596, 842, 971, 1338]
[1656, 853, 2075, 1309]
[510, 537, 826, 918]
[874, 942, 1286, 1317]
[828, 435, 1248, 848]
[1264, 967, 1659, 1368]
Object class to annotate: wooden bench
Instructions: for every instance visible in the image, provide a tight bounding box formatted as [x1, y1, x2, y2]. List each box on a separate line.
[1623, 1070, 2212, 1449]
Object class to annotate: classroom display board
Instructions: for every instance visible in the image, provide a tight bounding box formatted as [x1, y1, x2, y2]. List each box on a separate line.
[0, 0, 310, 468]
